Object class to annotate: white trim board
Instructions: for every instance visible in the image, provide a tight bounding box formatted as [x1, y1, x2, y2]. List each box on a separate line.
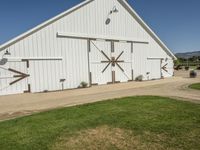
[147, 57, 173, 60]
[5, 57, 63, 61]
[57, 32, 149, 43]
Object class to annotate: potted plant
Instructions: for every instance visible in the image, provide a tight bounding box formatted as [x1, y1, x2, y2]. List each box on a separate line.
[190, 70, 197, 78]
[185, 66, 189, 71]
[135, 75, 143, 82]
[79, 81, 88, 88]
[196, 65, 200, 70]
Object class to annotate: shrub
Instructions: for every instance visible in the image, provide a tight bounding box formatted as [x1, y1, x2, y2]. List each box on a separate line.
[196, 66, 200, 70]
[174, 65, 178, 70]
[190, 70, 197, 78]
[185, 66, 189, 71]
[175, 65, 182, 70]
[79, 81, 88, 88]
[135, 75, 143, 81]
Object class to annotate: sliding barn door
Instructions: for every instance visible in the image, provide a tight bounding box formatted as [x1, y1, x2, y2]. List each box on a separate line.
[147, 59, 161, 80]
[89, 40, 112, 85]
[113, 42, 133, 82]
[89, 40, 133, 85]
[161, 59, 174, 78]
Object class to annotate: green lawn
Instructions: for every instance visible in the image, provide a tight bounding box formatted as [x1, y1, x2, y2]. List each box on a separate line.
[189, 83, 200, 90]
[0, 96, 200, 150]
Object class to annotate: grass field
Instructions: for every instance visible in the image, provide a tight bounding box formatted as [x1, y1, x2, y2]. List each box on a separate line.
[189, 83, 200, 90]
[0, 96, 200, 150]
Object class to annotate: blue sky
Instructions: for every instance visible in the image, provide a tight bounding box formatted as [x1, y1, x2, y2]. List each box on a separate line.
[0, 0, 199, 53]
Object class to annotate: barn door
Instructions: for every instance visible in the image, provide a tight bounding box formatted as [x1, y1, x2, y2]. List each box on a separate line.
[113, 41, 133, 83]
[89, 40, 112, 85]
[0, 61, 29, 95]
[161, 58, 174, 78]
[147, 59, 161, 80]
[89, 40, 132, 85]
[29, 60, 62, 93]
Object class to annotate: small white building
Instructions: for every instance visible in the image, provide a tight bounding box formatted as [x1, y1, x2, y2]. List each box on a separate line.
[0, 0, 176, 96]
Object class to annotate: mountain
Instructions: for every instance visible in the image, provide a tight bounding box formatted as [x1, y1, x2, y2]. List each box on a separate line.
[176, 51, 200, 58]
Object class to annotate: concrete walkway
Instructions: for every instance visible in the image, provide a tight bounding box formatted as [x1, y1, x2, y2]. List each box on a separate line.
[0, 71, 199, 121]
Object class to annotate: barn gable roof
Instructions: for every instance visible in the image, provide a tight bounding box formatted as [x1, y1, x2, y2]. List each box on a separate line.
[0, 0, 176, 59]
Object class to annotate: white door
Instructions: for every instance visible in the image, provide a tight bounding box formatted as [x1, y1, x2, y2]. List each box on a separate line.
[161, 59, 174, 78]
[0, 61, 29, 96]
[147, 59, 161, 80]
[29, 60, 62, 93]
[133, 43, 148, 80]
[89, 40, 133, 85]
[113, 41, 133, 82]
[89, 40, 112, 85]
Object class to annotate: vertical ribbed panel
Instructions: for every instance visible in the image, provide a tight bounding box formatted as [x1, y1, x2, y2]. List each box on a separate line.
[147, 59, 161, 80]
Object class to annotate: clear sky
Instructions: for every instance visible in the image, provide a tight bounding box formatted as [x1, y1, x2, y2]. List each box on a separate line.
[0, 0, 199, 53]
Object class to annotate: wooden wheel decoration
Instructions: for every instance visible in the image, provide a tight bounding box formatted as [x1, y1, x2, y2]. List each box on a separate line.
[100, 51, 125, 73]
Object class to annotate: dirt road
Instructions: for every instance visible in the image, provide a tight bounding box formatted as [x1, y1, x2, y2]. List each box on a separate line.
[0, 71, 199, 121]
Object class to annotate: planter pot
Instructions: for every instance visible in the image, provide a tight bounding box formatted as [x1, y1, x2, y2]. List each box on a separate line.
[190, 70, 197, 78]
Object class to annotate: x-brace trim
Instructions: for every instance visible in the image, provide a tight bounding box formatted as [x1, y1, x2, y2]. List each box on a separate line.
[162, 63, 168, 72]
[101, 51, 125, 73]
[8, 68, 29, 85]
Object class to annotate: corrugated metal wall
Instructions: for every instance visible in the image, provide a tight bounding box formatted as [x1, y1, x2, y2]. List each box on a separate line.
[0, 0, 174, 95]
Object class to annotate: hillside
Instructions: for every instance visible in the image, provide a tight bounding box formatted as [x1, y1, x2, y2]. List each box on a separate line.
[176, 51, 200, 58]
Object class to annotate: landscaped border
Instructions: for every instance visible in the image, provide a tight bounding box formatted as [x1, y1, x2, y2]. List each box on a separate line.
[189, 83, 200, 90]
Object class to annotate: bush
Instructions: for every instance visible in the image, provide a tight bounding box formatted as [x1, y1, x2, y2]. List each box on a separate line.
[79, 81, 88, 88]
[135, 75, 143, 81]
[196, 66, 200, 70]
[190, 70, 197, 78]
[174, 65, 182, 70]
[185, 66, 189, 71]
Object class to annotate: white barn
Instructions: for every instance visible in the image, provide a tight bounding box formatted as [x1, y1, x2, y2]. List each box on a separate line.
[0, 0, 176, 96]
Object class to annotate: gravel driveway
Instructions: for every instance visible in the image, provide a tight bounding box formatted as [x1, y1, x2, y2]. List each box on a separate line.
[0, 70, 199, 121]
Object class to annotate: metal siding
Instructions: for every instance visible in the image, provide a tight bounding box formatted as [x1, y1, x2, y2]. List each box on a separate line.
[29, 60, 62, 93]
